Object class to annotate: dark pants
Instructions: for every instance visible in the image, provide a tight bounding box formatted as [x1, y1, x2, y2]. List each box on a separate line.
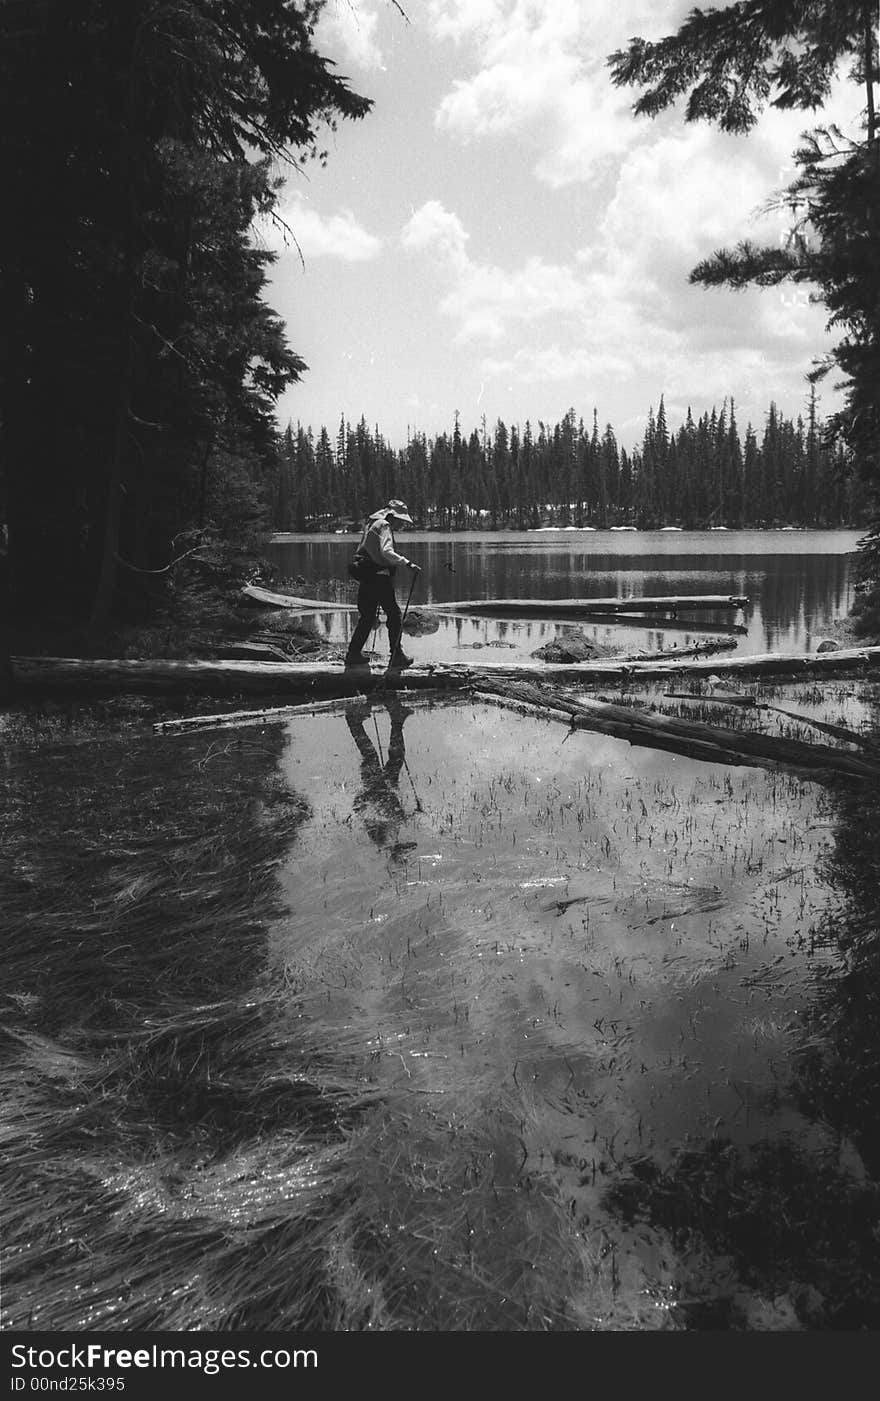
[348, 571, 402, 656]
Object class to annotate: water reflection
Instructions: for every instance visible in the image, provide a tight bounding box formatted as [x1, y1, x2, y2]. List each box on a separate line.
[345, 694, 417, 862]
[796, 777, 880, 1179]
[603, 749, 880, 1330]
[265, 530, 860, 657]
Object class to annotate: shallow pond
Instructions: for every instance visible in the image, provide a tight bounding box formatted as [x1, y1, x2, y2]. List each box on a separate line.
[4, 682, 880, 1330]
[265, 691, 876, 1326]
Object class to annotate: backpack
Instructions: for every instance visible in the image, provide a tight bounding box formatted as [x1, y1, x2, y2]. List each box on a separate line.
[347, 553, 376, 582]
[346, 514, 394, 581]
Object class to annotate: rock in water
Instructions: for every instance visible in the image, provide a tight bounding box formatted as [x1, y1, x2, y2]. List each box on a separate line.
[816, 638, 840, 653]
[402, 609, 441, 636]
[532, 630, 601, 663]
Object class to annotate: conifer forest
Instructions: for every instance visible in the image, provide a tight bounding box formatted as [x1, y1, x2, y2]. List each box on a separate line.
[274, 395, 865, 534]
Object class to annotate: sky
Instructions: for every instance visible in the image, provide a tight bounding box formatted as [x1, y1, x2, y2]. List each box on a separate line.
[253, 0, 866, 454]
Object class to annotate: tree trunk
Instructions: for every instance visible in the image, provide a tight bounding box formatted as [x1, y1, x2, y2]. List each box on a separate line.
[474, 681, 880, 783]
[240, 583, 749, 616]
[427, 594, 750, 617]
[9, 643, 880, 698]
[88, 9, 139, 636]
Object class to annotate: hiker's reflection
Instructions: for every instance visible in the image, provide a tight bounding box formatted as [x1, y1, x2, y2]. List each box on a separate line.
[345, 695, 417, 859]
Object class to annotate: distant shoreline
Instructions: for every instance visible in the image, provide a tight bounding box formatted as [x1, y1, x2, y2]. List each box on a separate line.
[270, 525, 867, 542]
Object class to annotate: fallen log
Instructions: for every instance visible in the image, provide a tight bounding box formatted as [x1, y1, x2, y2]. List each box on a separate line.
[241, 584, 749, 615]
[241, 584, 749, 632]
[473, 681, 880, 783]
[474, 689, 771, 771]
[533, 635, 735, 665]
[159, 682, 880, 780]
[429, 594, 749, 616]
[8, 644, 880, 699]
[7, 656, 461, 699]
[664, 691, 880, 754]
[154, 691, 450, 735]
[637, 638, 737, 662]
[241, 583, 357, 611]
[586, 613, 748, 635]
[208, 640, 294, 663]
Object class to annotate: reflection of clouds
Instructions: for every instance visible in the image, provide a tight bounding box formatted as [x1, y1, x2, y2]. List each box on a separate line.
[275, 695, 851, 1318]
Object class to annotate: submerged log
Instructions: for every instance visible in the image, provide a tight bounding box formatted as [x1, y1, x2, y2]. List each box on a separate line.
[664, 691, 880, 754]
[154, 691, 449, 735]
[585, 614, 748, 635]
[8, 644, 880, 699]
[474, 681, 880, 783]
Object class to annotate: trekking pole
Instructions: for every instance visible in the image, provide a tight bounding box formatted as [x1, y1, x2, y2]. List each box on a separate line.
[400, 567, 418, 633]
[385, 568, 419, 678]
[402, 755, 424, 813]
[372, 713, 385, 766]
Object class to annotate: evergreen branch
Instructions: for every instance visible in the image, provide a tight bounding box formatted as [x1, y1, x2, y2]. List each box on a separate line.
[690, 241, 804, 289]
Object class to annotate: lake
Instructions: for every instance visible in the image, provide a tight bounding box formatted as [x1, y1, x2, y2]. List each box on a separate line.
[5, 528, 880, 1331]
[264, 528, 864, 663]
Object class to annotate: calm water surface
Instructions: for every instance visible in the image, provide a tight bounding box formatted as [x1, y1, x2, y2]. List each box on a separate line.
[265, 529, 863, 662]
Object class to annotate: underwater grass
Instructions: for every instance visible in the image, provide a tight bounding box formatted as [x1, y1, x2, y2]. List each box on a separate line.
[5, 685, 880, 1332]
[0, 722, 603, 1331]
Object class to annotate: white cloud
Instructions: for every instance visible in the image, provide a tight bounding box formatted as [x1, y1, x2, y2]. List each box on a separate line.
[399, 175, 836, 429]
[429, 0, 694, 185]
[257, 197, 382, 262]
[481, 343, 634, 383]
[401, 200, 470, 266]
[316, 0, 384, 71]
[594, 126, 774, 313]
[401, 200, 583, 342]
[441, 257, 584, 342]
[427, 0, 505, 44]
[429, 2, 863, 191]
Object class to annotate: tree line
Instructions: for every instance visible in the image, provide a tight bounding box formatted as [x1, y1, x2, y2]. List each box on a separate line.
[274, 392, 864, 533]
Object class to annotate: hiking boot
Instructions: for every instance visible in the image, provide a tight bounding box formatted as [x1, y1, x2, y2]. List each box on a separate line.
[344, 652, 370, 669]
[388, 649, 414, 669]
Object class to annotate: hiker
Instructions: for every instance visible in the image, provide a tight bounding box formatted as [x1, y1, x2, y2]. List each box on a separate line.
[345, 499, 421, 669]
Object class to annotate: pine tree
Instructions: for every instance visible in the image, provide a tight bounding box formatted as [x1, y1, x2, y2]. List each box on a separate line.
[0, 0, 371, 625]
[609, 0, 879, 580]
[742, 425, 763, 525]
[599, 425, 619, 527]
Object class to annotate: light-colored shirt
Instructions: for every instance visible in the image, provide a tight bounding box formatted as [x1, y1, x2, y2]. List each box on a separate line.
[360, 513, 410, 570]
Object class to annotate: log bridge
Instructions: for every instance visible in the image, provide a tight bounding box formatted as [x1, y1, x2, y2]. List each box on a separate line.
[9, 644, 880, 700]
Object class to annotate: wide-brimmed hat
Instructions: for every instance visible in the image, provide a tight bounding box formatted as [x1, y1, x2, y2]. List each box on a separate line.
[385, 499, 413, 525]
